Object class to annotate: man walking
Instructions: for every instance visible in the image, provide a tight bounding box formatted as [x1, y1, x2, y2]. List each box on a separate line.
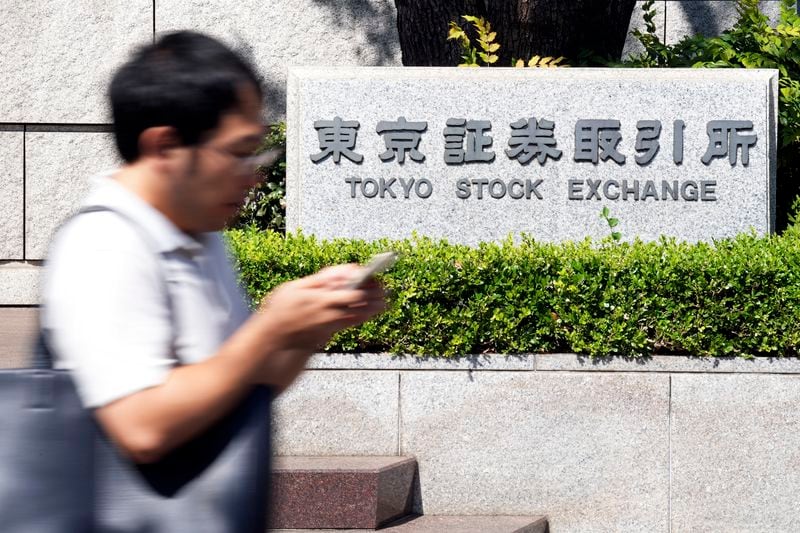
[40, 30, 385, 529]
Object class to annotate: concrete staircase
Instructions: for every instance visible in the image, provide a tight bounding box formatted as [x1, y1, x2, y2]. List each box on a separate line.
[269, 456, 547, 532]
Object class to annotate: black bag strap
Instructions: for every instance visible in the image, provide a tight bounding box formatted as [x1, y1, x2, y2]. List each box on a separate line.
[34, 205, 175, 370]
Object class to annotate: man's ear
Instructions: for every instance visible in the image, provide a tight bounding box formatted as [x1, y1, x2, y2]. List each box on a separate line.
[138, 126, 182, 159]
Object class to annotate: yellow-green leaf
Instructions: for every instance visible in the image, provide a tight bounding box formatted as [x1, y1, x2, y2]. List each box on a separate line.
[447, 29, 464, 41]
[528, 55, 541, 67]
[515, 59, 525, 68]
[487, 31, 497, 42]
[540, 56, 552, 66]
[487, 54, 499, 63]
[447, 22, 467, 42]
[488, 43, 500, 52]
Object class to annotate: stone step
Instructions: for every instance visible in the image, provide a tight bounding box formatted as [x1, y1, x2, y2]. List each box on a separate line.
[269, 456, 416, 530]
[272, 514, 548, 532]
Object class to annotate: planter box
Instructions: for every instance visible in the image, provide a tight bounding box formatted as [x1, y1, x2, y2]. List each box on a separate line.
[5, 312, 799, 532]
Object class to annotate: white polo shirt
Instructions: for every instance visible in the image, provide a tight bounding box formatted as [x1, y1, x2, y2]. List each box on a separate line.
[41, 172, 252, 408]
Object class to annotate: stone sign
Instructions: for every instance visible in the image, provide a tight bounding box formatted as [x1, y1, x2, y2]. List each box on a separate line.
[286, 67, 777, 244]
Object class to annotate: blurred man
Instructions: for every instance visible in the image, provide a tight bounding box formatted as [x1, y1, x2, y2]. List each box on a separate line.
[41, 29, 384, 509]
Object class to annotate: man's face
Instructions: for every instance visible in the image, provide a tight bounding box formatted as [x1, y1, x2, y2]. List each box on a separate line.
[170, 84, 266, 233]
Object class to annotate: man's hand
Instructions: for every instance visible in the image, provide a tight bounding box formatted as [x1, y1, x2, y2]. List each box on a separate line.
[250, 265, 387, 388]
[258, 264, 386, 350]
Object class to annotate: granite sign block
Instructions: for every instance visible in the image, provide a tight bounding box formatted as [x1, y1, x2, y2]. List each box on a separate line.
[287, 67, 777, 244]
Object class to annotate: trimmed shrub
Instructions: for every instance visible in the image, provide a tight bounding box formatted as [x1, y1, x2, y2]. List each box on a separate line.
[226, 228, 800, 358]
[230, 122, 286, 231]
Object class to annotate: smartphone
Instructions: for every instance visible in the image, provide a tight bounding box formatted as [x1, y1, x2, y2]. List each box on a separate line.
[345, 252, 398, 289]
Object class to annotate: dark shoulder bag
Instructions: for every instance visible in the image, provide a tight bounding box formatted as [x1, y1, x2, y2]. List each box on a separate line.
[0, 206, 273, 533]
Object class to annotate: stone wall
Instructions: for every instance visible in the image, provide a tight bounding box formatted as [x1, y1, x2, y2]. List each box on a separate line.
[0, 0, 794, 302]
[271, 353, 800, 532]
[4, 330, 798, 529]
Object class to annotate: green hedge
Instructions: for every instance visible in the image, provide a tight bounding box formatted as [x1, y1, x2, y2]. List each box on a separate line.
[226, 227, 800, 358]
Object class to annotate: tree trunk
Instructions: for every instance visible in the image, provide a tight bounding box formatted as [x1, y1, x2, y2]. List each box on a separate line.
[394, 0, 483, 66]
[395, 0, 636, 66]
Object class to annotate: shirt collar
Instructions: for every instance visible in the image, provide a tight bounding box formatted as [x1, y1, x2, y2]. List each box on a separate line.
[82, 171, 207, 255]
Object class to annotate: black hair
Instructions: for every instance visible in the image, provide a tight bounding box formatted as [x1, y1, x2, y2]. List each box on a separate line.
[109, 31, 263, 162]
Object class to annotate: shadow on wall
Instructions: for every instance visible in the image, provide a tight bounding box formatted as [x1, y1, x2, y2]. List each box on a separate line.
[223, 31, 296, 123]
[683, 1, 720, 38]
[310, 0, 399, 67]
[677, 0, 798, 42]
[235, 0, 400, 122]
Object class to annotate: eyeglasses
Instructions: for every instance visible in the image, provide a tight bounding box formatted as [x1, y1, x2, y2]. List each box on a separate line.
[204, 146, 284, 174]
